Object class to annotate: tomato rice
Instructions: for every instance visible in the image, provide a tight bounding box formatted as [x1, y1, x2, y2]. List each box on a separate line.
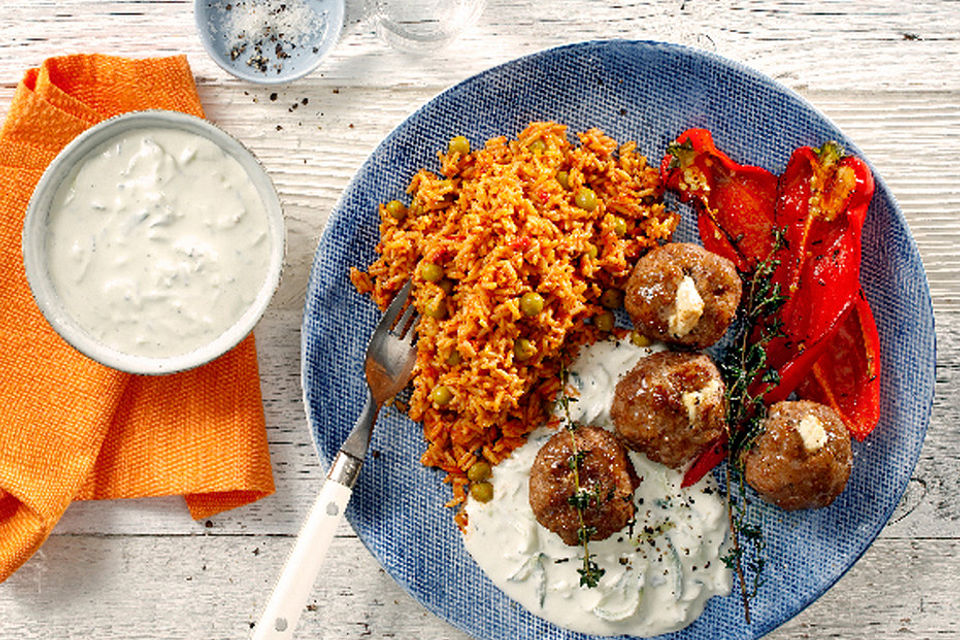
[350, 121, 677, 508]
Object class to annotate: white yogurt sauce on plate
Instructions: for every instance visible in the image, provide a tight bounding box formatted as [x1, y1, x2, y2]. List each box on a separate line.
[463, 338, 732, 636]
[44, 126, 273, 359]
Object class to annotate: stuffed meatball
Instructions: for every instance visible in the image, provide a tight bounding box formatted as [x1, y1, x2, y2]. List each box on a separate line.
[624, 243, 741, 348]
[743, 400, 852, 510]
[529, 425, 639, 546]
[744, 400, 853, 511]
[610, 351, 726, 471]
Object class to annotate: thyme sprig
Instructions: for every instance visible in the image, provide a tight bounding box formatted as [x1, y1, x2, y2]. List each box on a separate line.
[719, 228, 789, 459]
[721, 469, 766, 604]
[557, 365, 606, 589]
[717, 228, 788, 622]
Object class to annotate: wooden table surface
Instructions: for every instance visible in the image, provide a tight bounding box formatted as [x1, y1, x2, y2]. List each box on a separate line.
[1, 1, 957, 638]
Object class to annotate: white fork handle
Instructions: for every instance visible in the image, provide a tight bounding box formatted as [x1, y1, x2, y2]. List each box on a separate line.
[251, 478, 353, 640]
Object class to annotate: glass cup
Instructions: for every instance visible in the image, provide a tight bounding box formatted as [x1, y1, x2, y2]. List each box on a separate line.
[372, 0, 487, 53]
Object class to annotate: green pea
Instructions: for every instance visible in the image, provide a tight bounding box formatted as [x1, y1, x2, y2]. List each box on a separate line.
[607, 214, 627, 237]
[438, 278, 455, 295]
[584, 243, 599, 259]
[556, 170, 570, 189]
[600, 288, 624, 309]
[429, 384, 453, 405]
[419, 261, 444, 283]
[631, 331, 652, 347]
[467, 460, 492, 482]
[528, 138, 546, 154]
[519, 291, 545, 317]
[445, 349, 462, 366]
[514, 338, 536, 362]
[470, 481, 494, 503]
[448, 135, 470, 156]
[424, 299, 447, 319]
[385, 199, 407, 220]
[575, 187, 598, 211]
[595, 311, 615, 332]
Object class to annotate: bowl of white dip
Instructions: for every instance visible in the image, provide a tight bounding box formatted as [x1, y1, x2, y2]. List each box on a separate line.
[22, 110, 285, 375]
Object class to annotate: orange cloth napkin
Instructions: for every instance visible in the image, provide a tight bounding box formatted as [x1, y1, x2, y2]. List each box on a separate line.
[0, 55, 275, 582]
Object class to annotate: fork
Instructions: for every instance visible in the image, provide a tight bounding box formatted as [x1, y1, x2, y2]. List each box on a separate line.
[252, 280, 419, 640]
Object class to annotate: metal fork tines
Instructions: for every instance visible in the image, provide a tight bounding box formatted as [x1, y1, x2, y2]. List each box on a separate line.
[331, 280, 419, 486]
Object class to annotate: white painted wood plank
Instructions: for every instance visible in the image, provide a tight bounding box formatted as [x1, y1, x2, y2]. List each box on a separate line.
[0, 1, 958, 93]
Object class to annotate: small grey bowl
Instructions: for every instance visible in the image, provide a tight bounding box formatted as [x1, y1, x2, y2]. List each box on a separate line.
[194, 0, 345, 84]
[22, 110, 285, 375]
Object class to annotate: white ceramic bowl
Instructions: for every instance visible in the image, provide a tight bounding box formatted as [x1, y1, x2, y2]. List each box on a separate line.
[22, 110, 285, 375]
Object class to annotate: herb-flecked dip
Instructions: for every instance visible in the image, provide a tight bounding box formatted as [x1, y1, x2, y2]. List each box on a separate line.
[45, 126, 272, 358]
[463, 338, 731, 636]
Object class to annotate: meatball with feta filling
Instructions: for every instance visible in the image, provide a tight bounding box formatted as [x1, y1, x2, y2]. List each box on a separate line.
[529, 425, 639, 546]
[611, 351, 726, 471]
[743, 400, 852, 510]
[624, 242, 741, 348]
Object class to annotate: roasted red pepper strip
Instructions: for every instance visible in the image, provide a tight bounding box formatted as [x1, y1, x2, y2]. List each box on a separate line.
[759, 142, 875, 402]
[681, 434, 728, 488]
[796, 292, 881, 440]
[661, 129, 779, 271]
[759, 296, 855, 405]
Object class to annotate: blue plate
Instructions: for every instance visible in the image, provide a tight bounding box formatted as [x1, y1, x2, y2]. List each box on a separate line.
[301, 41, 935, 640]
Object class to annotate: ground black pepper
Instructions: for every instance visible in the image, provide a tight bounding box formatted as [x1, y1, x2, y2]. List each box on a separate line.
[219, 0, 326, 75]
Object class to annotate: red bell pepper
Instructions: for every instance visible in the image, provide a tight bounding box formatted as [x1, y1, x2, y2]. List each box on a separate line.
[661, 129, 779, 271]
[796, 292, 881, 440]
[757, 142, 875, 402]
[681, 434, 728, 488]
[663, 134, 881, 486]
